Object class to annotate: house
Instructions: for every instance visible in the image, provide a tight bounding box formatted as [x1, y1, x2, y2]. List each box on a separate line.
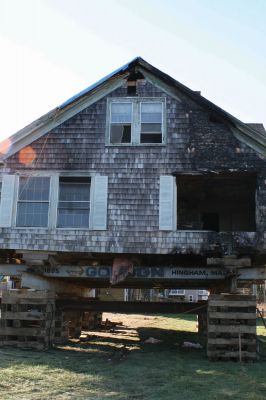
[0, 56, 266, 296]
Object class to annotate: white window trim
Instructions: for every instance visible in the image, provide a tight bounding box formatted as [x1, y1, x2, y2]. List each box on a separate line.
[106, 97, 166, 146]
[12, 171, 104, 230]
[56, 176, 91, 230]
[14, 174, 53, 229]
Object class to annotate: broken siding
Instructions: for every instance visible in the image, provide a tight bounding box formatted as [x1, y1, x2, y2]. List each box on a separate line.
[2, 80, 266, 254]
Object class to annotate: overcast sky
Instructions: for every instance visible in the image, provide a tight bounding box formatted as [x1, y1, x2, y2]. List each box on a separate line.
[0, 0, 265, 141]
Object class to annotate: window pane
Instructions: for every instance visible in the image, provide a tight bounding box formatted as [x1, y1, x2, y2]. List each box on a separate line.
[58, 201, 90, 210]
[58, 177, 91, 228]
[59, 182, 90, 202]
[19, 177, 50, 201]
[57, 208, 90, 228]
[141, 103, 162, 123]
[140, 133, 162, 144]
[110, 125, 131, 144]
[16, 202, 49, 227]
[111, 103, 132, 123]
[141, 123, 161, 133]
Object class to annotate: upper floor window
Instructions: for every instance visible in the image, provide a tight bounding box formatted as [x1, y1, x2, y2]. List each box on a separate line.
[57, 177, 90, 228]
[110, 102, 132, 144]
[107, 98, 165, 145]
[16, 177, 50, 227]
[140, 103, 162, 144]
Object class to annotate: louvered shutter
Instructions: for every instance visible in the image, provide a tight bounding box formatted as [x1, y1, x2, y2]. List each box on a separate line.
[159, 175, 177, 230]
[0, 174, 16, 227]
[90, 176, 108, 230]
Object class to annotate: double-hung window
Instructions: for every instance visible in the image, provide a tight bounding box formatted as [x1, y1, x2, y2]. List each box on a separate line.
[16, 177, 50, 227]
[107, 98, 165, 145]
[110, 102, 132, 144]
[57, 177, 90, 228]
[140, 102, 163, 143]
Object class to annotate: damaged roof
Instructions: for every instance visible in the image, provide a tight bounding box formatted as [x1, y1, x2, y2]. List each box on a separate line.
[0, 56, 266, 160]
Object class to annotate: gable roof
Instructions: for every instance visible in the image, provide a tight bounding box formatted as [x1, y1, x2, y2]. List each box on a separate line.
[0, 56, 266, 161]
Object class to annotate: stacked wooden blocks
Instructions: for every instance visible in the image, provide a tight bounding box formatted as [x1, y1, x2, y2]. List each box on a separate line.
[207, 294, 257, 361]
[0, 289, 55, 350]
[54, 309, 69, 344]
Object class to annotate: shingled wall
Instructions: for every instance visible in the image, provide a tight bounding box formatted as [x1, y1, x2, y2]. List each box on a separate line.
[1, 80, 266, 255]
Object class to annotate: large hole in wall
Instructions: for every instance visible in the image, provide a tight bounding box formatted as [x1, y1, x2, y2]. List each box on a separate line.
[176, 173, 256, 232]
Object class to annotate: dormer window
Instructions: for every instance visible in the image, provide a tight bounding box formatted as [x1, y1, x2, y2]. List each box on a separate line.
[107, 98, 165, 145]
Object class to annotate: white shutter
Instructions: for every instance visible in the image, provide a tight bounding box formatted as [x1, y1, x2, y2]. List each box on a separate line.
[0, 174, 16, 227]
[90, 176, 108, 230]
[159, 175, 177, 231]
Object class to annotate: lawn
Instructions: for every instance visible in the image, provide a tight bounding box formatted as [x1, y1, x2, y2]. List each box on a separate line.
[0, 313, 265, 400]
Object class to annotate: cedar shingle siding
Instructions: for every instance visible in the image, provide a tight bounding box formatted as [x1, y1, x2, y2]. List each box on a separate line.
[1, 77, 266, 255]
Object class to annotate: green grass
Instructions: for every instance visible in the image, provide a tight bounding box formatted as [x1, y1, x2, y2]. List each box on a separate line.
[0, 313, 265, 400]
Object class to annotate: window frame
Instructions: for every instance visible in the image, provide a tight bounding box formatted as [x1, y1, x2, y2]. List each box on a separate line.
[109, 101, 133, 145]
[15, 174, 52, 229]
[106, 97, 166, 146]
[57, 176, 91, 229]
[13, 171, 96, 230]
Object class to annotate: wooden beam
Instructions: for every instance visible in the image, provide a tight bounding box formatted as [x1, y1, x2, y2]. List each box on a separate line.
[56, 300, 207, 314]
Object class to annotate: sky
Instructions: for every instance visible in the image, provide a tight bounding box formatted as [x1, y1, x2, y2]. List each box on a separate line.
[0, 0, 265, 141]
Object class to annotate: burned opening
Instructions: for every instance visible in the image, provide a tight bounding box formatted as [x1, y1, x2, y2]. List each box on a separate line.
[176, 173, 256, 232]
[127, 81, 137, 96]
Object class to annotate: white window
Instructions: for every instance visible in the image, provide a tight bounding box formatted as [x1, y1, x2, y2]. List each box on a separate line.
[140, 102, 163, 143]
[169, 289, 185, 296]
[107, 98, 165, 145]
[16, 177, 50, 227]
[57, 177, 91, 228]
[0, 173, 108, 230]
[198, 290, 208, 295]
[110, 102, 132, 144]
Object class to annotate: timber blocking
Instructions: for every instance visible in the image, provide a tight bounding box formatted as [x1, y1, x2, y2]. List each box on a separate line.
[0, 289, 55, 350]
[207, 294, 257, 361]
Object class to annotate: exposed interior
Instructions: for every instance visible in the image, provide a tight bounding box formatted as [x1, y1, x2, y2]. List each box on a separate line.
[176, 173, 256, 232]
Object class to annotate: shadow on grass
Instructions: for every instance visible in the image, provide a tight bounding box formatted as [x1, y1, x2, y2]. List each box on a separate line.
[0, 324, 205, 374]
[0, 318, 266, 400]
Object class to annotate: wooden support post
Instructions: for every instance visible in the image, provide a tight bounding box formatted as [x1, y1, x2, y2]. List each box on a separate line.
[64, 310, 83, 338]
[197, 312, 207, 338]
[54, 308, 69, 345]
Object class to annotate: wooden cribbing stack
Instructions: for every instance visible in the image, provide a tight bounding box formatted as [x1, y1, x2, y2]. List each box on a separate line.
[0, 289, 55, 350]
[82, 311, 103, 330]
[207, 294, 257, 361]
[54, 309, 69, 344]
